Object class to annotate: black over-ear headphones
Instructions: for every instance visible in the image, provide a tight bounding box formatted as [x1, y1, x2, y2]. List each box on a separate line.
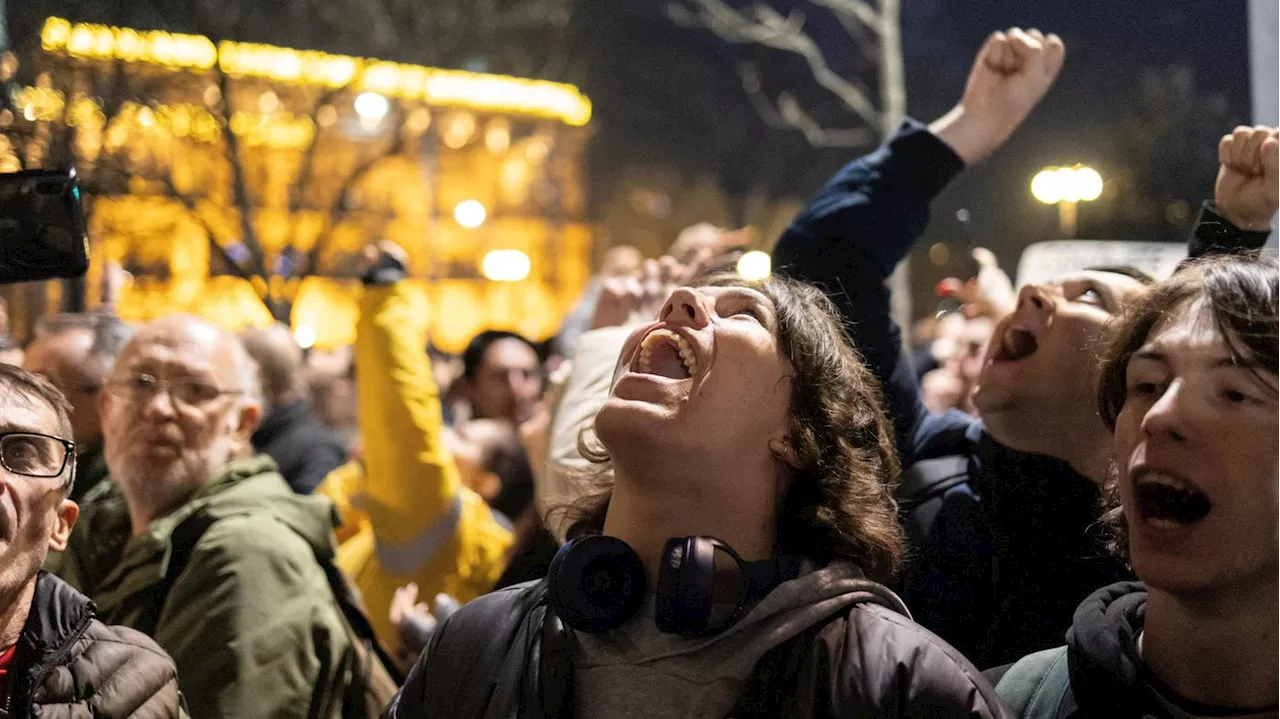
[547, 535, 801, 637]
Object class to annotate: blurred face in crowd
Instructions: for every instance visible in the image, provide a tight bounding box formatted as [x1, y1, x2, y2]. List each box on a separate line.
[24, 328, 105, 446]
[0, 392, 77, 602]
[100, 316, 260, 529]
[468, 339, 542, 424]
[597, 285, 793, 489]
[973, 271, 1147, 432]
[1114, 299, 1278, 596]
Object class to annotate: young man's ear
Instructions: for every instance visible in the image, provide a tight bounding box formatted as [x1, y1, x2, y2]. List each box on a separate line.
[47, 499, 79, 552]
[769, 437, 801, 470]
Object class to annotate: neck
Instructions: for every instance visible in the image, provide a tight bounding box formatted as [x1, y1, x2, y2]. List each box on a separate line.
[983, 408, 1112, 484]
[121, 471, 210, 536]
[602, 451, 778, 587]
[0, 579, 36, 651]
[1143, 579, 1279, 709]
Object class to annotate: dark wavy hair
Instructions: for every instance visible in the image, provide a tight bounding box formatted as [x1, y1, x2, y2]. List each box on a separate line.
[552, 274, 906, 583]
[1096, 252, 1278, 558]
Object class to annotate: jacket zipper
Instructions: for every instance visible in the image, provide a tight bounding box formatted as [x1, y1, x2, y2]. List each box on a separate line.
[20, 613, 94, 713]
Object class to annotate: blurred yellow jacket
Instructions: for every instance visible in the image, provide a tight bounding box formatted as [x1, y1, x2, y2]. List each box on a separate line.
[317, 282, 512, 652]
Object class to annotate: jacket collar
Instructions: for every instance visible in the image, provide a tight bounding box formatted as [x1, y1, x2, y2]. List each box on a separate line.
[10, 573, 95, 712]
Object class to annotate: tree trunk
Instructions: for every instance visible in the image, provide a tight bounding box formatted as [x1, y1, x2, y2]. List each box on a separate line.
[878, 0, 912, 343]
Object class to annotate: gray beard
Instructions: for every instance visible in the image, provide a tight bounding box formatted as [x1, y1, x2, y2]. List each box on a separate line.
[113, 435, 240, 528]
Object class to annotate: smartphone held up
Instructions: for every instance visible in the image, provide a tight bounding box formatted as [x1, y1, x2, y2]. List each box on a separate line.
[0, 168, 90, 285]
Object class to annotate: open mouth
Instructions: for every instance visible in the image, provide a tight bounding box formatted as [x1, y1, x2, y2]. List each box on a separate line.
[1133, 471, 1212, 528]
[993, 326, 1038, 363]
[635, 328, 698, 380]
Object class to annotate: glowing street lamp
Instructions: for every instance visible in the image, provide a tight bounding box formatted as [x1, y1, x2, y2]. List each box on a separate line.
[482, 249, 531, 282]
[1031, 165, 1104, 237]
[353, 92, 388, 129]
[736, 250, 771, 281]
[454, 200, 487, 229]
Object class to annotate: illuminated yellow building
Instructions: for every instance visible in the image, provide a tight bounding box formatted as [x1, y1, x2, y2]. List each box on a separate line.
[6, 17, 594, 352]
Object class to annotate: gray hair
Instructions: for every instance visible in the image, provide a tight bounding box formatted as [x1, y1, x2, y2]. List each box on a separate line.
[36, 313, 134, 382]
[0, 364, 77, 492]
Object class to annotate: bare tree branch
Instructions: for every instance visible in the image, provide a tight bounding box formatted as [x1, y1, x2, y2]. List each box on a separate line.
[160, 174, 253, 282]
[775, 93, 877, 147]
[303, 119, 406, 279]
[671, 0, 880, 130]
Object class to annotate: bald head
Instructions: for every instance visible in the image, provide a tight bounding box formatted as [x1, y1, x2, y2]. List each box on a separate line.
[240, 324, 305, 408]
[117, 315, 262, 406]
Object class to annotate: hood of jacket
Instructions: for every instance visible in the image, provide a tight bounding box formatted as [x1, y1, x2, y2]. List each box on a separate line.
[175, 454, 339, 559]
[1065, 581, 1147, 712]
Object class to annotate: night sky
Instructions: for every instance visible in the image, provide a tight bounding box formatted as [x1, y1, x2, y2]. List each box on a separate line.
[571, 0, 1254, 312]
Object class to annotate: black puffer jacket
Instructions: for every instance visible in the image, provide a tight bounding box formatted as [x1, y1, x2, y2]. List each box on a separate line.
[4, 573, 185, 718]
[383, 578, 1009, 718]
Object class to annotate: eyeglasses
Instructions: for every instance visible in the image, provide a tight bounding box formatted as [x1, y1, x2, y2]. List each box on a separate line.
[0, 431, 75, 480]
[107, 372, 241, 408]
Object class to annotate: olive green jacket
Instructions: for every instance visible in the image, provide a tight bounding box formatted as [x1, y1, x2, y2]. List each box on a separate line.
[56, 456, 356, 719]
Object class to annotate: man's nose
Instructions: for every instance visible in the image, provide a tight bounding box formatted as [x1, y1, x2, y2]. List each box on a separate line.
[137, 384, 178, 419]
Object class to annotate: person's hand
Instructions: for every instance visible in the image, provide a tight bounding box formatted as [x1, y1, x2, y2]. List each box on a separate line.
[1215, 125, 1279, 231]
[590, 252, 712, 330]
[390, 582, 434, 635]
[930, 28, 1065, 165]
[359, 240, 409, 283]
[99, 261, 130, 312]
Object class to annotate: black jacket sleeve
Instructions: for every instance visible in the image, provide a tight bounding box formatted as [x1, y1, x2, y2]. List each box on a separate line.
[1186, 200, 1273, 258]
[772, 119, 968, 459]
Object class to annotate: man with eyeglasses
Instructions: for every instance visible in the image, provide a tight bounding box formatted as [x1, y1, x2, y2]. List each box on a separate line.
[23, 312, 134, 501]
[54, 315, 359, 718]
[0, 363, 184, 716]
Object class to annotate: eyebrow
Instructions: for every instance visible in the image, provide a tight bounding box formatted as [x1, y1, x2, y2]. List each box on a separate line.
[716, 289, 777, 320]
[1132, 348, 1264, 370]
[0, 422, 44, 434]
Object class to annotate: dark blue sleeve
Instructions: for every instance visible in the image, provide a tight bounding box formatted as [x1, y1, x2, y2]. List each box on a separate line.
[773, 119, 970, 460]
[1186, 200, 1272, 258]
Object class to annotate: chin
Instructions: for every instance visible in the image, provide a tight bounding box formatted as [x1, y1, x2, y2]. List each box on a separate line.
[593, 396, 683, 456]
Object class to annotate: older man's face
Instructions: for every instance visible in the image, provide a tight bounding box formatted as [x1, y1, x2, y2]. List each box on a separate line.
[100, 318, 259, 525]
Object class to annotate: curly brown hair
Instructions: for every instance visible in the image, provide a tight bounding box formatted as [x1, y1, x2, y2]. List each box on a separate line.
[552, 273, 906, 583]
[1095, 253, 1278, 559]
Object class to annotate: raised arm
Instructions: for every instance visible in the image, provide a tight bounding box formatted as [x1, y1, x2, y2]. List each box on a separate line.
[774, 28, 1063, 457]
[354, 242, 464, 544]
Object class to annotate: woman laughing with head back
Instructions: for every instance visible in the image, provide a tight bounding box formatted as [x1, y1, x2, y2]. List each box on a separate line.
[385, 274, 1007, 718]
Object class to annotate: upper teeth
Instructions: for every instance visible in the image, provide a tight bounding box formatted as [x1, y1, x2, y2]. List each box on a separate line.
[1136, 471, 1196, 492]
[638, 328, 698, 376]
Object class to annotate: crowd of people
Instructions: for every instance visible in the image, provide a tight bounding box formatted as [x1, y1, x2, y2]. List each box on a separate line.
[0, 27, 1276, 719]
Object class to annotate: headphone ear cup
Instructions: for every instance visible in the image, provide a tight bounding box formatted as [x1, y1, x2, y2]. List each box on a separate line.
[655, 537, 718, 635]
[548, 536, 647, 633]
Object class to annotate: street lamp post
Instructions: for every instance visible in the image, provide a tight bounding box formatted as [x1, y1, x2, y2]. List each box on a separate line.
[1030, 165, 1104, 237]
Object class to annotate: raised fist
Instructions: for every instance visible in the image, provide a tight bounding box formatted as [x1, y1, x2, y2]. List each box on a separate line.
[1215, 125, 1279, 231]
[931, 28, 1065, 165]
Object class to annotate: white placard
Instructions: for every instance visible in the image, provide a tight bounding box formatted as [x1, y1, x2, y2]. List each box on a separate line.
[1015, 241, 1187, 287]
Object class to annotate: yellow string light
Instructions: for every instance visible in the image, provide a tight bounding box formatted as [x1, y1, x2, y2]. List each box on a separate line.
[40, 16, 592, 126]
